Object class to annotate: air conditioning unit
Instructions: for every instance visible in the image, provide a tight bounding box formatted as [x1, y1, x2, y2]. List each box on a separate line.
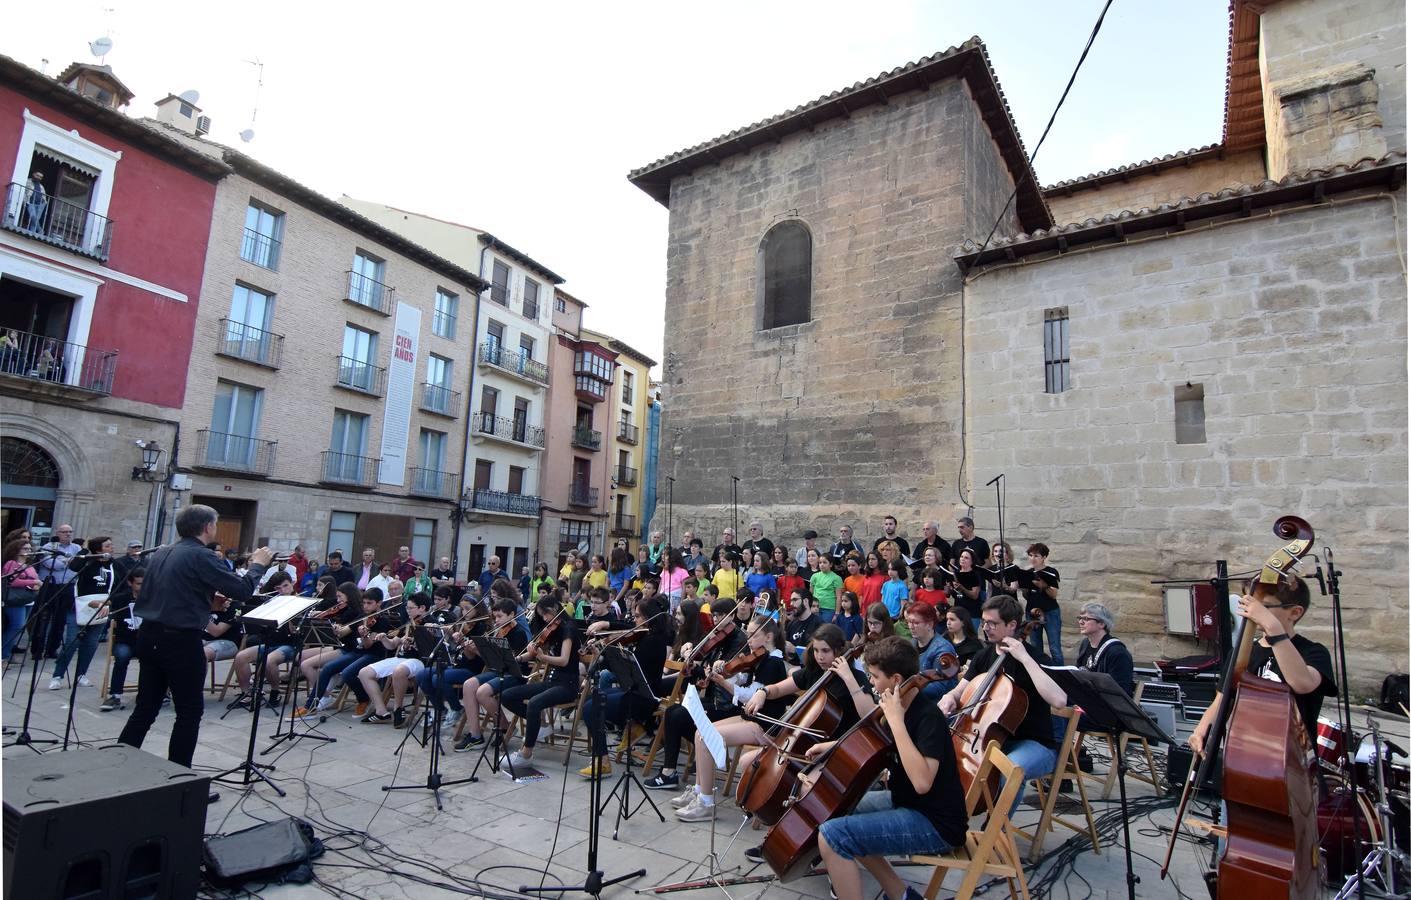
[196, 115, 211, 136]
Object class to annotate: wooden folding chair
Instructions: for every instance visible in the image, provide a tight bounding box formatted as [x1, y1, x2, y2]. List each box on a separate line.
[216, 636, 251, 701]
[1011, 706, 1101, 862]
[638, 659, 686, 774]
[540, 680, 590, 759]
[1082, 683, 1160, 798]
[912, 742, 1032, 900]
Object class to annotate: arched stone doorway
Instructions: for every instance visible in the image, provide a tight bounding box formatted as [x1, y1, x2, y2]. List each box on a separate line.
[1, 437, 59, 536]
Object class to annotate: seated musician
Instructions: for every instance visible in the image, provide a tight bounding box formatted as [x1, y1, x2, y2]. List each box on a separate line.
[1073, 601, 1133, 696]
[642, 599, 748, 793]
[416, 599, 489, 730]
[357, 592, 432, 726]
[1187, 574, 1335, 759]
[454, 597, 531, 751]
[229, 571, 301, 708]
[938, 594, 1069, 816]
[582, 588, 624, 634]
[500, 596, 583, 771]
[202, 591, 242, 665]
[904, 603, 958, 701]
[427, 585, 459, 625]
[578, 597, 673, 779]
[815, 636, 968, 900]
[669, 599, 706, 664]
[783, 588, 820, 662]
[296, 588, 385, 718]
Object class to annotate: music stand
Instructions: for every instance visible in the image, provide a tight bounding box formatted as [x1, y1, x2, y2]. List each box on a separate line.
[383, 626, 477, 809]
[1043, 667, 1175, 900]
[468, 634, 523, 781]
[262, 605, 337, 754]
[216, 594, 319, 794]
[599, 644, 665, 835]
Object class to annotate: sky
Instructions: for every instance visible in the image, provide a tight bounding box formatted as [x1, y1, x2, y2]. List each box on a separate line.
[7, 1, 1232, 373]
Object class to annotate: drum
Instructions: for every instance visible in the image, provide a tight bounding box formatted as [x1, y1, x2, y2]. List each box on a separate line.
[1317, 786, 1381, 883]
[1316, 717, 1348, 769]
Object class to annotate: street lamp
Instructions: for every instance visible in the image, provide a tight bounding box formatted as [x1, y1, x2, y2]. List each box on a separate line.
[131, 440, 164, 482]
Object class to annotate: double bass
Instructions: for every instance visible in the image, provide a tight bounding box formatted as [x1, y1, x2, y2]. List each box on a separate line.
[1160, 515, 1321, 898]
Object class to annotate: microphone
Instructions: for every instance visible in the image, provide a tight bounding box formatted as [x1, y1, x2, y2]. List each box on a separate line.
[1310, 555, 1327, 595]
[986, 473, 1004, 486]
[137, 544, 170, 557]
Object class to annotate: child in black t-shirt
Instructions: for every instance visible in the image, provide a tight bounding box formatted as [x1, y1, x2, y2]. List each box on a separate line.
[815, 636, 967, 900]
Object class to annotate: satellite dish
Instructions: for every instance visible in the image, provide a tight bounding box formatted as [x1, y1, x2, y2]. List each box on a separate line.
[178, 89, 200, 104]
[239, 129, 255, 143]
[88, 37, 113, 59]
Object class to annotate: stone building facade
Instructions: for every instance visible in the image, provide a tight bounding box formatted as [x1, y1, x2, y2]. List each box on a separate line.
[632, 0, 1407, 689]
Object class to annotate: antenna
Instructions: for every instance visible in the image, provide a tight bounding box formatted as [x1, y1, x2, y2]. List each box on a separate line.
[240, 57, 264, 143]
[88, 36, 113, 61]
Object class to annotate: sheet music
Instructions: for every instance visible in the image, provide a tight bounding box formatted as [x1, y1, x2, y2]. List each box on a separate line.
[243, 594, 320, 627]
[683, 685, 727, 769]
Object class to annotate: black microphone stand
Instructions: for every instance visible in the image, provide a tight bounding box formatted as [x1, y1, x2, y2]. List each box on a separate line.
[1321, 548, 1369, 900]
[382, 628, 476, 810]
[214, 620, 285, 797]
[3, 548, 73, 752]
[61, 571, 114, 751]
[469, 635, 523, 782]
[263, 606, 336, 754]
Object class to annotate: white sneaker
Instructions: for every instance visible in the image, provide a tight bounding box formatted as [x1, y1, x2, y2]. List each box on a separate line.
[676, 795, 716, 822]
[77, 675, 93, 687]
[505, 751, 534, 772]
[669, 787, 697, 809]
[315, 695, 335, 712]
[48, 677, 63, 690]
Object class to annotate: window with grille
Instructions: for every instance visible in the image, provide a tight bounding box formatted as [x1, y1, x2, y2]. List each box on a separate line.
[1043, 308, 1070, 394]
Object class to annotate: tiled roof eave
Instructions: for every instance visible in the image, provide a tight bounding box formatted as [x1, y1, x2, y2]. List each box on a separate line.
[955, 152, 1406, 271]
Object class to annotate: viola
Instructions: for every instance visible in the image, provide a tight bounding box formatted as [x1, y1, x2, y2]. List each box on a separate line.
[947, 615, 1041, 797]
[1160, 516, 1320, 898]
[760, 670, 941, 881]
[736, 643, 865, 825]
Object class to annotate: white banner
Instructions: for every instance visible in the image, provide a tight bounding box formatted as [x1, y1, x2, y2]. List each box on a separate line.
[378, 302, 421, 486]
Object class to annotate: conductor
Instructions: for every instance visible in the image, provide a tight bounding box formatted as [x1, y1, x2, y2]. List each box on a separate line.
[117, 505, 272, 767]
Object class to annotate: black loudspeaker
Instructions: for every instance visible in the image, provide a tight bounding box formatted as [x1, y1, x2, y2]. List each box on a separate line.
[1165, 745, 1223, 796]
[3, 745, 208, 899]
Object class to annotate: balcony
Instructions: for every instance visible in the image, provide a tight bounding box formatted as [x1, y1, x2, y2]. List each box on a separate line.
[477, 341, 549, 387]
[615, 464, 638, 487]
[335, 356, 386, 397]
[0, 327, 117, 400]
[320, 450, 380, 488]
[490, 283, 509, 306]
[611, 513, 636, 537]
[409, 467, 459, 500]
[344, 270, 394, 316]
[239, 227, 281, 270]
[469, 488, 541, 518]
[571, 425, 602, 451]
[475, 412, 545, 450]
[216, 319, 284, 369]
[2, 182, 113, 261]
[569, 484, 599, 508]
[194, 430, 276, 477]
[574, 374, 607, 403]
[617, 421, 639, 445]
[420, 382, 461, 418]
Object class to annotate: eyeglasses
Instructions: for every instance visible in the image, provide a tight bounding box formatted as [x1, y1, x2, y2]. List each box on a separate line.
[1075, 615, 1095, 623]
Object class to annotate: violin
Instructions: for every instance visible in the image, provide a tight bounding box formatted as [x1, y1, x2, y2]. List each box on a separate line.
[531, 607, 567, 649]
[312, 595, 348, 621]
[1160, 516, 1320, 898]
[760, 670, 942, 881]
[718, 644, 767, 677]
[947, 614, 1042, 797]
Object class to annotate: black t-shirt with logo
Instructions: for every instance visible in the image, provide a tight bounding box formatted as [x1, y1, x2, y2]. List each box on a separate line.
[1246, 633, 1336, 748]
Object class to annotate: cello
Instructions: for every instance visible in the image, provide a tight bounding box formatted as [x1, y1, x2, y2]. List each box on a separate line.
[946, 611, 1041, 797]
[1160, 515, 1321, 898]
[760, 670, 942, 881]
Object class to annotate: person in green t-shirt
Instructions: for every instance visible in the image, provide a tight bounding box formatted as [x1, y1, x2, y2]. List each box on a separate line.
[810, 555, 844, 624]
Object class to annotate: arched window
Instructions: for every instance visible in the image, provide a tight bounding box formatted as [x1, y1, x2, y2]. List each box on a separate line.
[2, 437, 60, 488]
[759, 220, 812, 329]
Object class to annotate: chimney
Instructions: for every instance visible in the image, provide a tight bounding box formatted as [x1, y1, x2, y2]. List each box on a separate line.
[153, 93, 204, 136]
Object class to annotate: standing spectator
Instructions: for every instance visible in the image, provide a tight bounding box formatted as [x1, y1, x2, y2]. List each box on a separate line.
[859, 551, 887, 614]
[2, 537, 40, 657]
[288, 544, 310, 583]
[810, 554, 843, 624]
[659, 547, 690, 609]
[712, 528, 742, 565]
[872, 515, 911, 558]
[259, 555, 299, 589]
[677, 530, 697, 555]
[841, 553, 866, 603]
[647, 531, 668, 566]
[517, 566, 532, 601]
[711, 552, 744, 601]
[1023, 542, 1063, 664]
[794, 530, 821, 569]
[429, 556, 455, 588]
[911, 521, 952, 572]
[913, 568, 949, 611]
[827, 525, 864, 568]
[880, 559, 911, 619]
[477, 555, 506, 595]
[529, 562, 554, 602]
[584, 554, 610, 592]
[20, 170, 48, 232]
[744, 552, 777, 601]
[607, 548, 634, 602]
[35, 524, 83, 657]
[405, 563, 434, 598]
[366, 562, 394, 596]
[391, 545, 420, 583]
[319, 551, 354, 586]
[298, 559, 322, 595]
[950, 518, 990, 573]
[353, 548, 378, 590]
[682, 538, 709, 575]
[212, 544, 235, 572]
[742, 521, 774, 561]
[114, 541, 145, 584]
[50, 537, 115, 690]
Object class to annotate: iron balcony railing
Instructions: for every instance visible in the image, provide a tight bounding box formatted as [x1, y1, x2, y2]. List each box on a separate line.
[320, 450, 380, 487]
[476, 411, 545, 449]
[523, 296, 539, 320]
[615, 465, 638, 487]
[469, 488, 541, 517]
[611, 513, 637, 535]
[409, 467, 460, 499]
[571, 425, 602, 451]
[335, 355, 386, 396]
[195, 429, 276, 476]
[569, 484, 599, 508]
[345, 270, 394, 315]
[420, 382, 461, 416]
[431, 308, 456, 339]
[0, 326, 117, 396]
[217, 319, 284, 368]
[477, 341, 549, 386]
[240, 227, 281, 270]
[617, 421, 639, 444]
[2, 182, 113, 261]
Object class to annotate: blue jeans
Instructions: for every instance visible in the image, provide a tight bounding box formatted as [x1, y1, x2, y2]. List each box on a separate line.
[819, 790, 952, 860]
[314, 651, 377, 701]
[108, 638, 137, 695]
[52, 614, 106, 680]
[417, 665, 479, 712]
[2, 603, 31, 657]
[817, 609, 835, 624]
[1029, 608, 1064, 664]
[1001, 738, 1058, 818]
